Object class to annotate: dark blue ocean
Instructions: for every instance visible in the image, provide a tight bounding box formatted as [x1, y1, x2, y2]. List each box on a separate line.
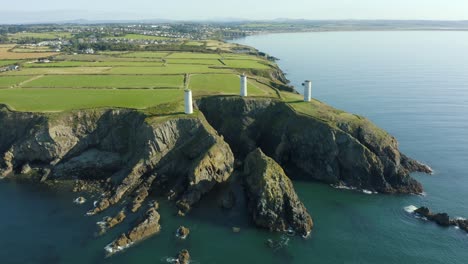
[1, 31, 467, 263]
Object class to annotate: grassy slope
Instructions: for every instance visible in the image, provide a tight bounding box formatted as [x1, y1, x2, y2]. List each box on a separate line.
[189, 74, 267, 96]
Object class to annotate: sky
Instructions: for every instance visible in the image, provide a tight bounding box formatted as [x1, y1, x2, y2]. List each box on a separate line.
[1, 0, 468, 23]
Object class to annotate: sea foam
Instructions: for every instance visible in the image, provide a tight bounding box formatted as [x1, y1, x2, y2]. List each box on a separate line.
[404, 205, 418, 213]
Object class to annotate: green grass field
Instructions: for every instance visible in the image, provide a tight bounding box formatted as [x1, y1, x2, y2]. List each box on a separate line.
[55, 54, 162, 62]
[23, 75, 184, 89]
[8, 32, 72, 40]
[25, 61, 164, 68]
[107, 65, 233, 75]
[0, 88, 183, 112]
[0, 49, 281, 111]
[119, 52, 170, 58]
[0, 76, 32, 87]
[167, 52, 222, 59]
[0, 60, 20, 67]
[222, 59, 272, 69]
[166, 59, 222, 65]
[2, 67, 112, 76]
[189, 74, 265, 96]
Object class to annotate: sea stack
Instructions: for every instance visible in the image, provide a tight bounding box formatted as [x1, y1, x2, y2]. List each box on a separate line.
[303, 80, 312, 102]
[184, 89, 193, 114]
[240, 74, 248, 97]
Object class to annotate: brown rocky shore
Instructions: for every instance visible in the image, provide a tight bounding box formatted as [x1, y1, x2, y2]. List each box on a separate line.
[0, 95, 432, 255]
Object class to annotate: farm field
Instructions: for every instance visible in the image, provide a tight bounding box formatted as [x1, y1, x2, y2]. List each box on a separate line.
[106, 65, 233, 75]
[8, 32, 72, 40]
[0, 60, 20, 67]
[222, 59, 271, 69]
[25, 61, 164, 67]
[0, 76, 32, 88]
[118, 52, 170, 58]
[0, 45, 58, 59]
[23, 75, 184, 88]
[167, 52, 222, 59]
[0, 48, 280, 111]
[2, 67, 112, 76]
[189, 74, 267, 96]
[166, 59, 222, 65]
[0, 88, 183, 112]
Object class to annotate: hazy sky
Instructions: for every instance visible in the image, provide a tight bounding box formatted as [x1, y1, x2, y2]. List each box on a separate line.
[3, 0, 468, 22]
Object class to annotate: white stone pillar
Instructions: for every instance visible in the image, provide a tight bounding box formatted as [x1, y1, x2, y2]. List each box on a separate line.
[240, 74, 248, 97]
[303, 80, 312, 102]
[184, 89, 193, 114]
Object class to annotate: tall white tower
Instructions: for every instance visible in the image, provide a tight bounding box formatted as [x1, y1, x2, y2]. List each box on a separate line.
[240, 74, 248, 97]
[303, 80, 312, 102]
[184, 89, 193, 114]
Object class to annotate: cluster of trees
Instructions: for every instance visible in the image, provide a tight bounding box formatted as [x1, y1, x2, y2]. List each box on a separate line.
[0, 34, 8, 44]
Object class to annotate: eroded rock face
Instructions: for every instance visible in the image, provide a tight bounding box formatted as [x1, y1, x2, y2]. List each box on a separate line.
[0, 106, 236, 256]
[198, 97, 431, 194]
[0, 106, 234, 217]
[244, 148, 313, 236]
[106, 202, 160, 255]
[98, 209, 127, 235]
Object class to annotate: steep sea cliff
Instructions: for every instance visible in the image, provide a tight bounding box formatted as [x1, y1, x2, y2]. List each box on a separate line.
[0, 93, 431, 254]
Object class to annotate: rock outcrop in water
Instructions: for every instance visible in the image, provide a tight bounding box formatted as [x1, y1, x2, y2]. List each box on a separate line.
[106, 201, 160, 255]
[244, 148, 313, 236]
[414, 207, 468, 233]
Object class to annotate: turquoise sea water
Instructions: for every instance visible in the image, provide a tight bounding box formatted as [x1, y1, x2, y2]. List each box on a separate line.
[1, 31, 468, 263]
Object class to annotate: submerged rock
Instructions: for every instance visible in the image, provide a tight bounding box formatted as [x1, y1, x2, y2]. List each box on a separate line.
[176, 249, 190, 264]
[244, 148, 313, 236]
[73, 196, 86, 205]
[176, 226, 190, 239]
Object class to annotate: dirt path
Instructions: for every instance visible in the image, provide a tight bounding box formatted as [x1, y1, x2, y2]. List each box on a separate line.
[16, 75, 44, 87]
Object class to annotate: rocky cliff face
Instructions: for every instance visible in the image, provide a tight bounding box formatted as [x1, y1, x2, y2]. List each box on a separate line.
[0, 105, 235, 250]
[0, 106, 234, 211]
[0, 95, 432, 254]
[244, 148, 313, 236]
[198, 96, 431, 194]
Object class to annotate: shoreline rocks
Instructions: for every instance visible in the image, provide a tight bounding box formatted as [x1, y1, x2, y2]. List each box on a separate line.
[105, 202, 160, 256]
[413, 206, 468, 233]
[98, 209, 127, 235]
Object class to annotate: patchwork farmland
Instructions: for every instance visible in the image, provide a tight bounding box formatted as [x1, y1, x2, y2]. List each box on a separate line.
[0, 44, 284, 112]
